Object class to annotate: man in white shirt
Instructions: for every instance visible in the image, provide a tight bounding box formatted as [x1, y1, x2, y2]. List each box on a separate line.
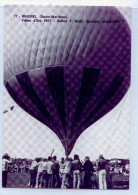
[41, 159, 48, 188]
[35, 158, 44, 188]
[72, 155, 81, 189]
[52, 156, 60, 188]
[61, 158, 72, 189]
[46, 156, 53, 188]
[29, 158, 38, 188]
[59, 158, 65, 180]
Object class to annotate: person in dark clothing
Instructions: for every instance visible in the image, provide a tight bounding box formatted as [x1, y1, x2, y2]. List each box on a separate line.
[52, 156, 60, 188]
[83, 156, 94, 189]
[97, 154, 107, 189]
[2, 154, 11, 188]
[105, 163, 112, 189]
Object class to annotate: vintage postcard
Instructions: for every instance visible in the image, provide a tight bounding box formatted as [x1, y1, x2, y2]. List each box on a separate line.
[2, 5, 131, 189]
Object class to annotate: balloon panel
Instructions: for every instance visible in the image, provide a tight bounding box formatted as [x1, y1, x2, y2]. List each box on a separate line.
[6, 64, 129, 155]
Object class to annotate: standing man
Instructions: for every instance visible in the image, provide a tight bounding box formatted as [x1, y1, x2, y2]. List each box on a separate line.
[61, 158, 72, 189]
[35, 158, 44, 188]
[2, 153, 11, 187]
[97, 154, 107, 189]
[72, 154, 81, 189]
[42, 159, 48, 188]
[46, 156, 53, 188]
[52, 156, 60, 188]
[59, 157, 65, 179]
[29, 158, 38, 188]
[83, 156, 94, 189]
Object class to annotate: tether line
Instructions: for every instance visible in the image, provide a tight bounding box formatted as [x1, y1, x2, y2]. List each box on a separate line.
[105, 94, 128, 155]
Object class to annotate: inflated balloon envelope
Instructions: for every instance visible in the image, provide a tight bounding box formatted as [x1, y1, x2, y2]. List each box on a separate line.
[4, 6, 130, 156]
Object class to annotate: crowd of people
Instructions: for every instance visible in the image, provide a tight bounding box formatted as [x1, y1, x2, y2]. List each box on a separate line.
[28, 154, 107, 189]
[2, 153, 129, 189]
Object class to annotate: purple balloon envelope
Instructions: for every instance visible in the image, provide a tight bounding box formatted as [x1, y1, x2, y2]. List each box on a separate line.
[4, 6, 130, 156]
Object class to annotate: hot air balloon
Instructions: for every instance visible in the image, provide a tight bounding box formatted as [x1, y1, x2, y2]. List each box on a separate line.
[4, 6, 130, 156]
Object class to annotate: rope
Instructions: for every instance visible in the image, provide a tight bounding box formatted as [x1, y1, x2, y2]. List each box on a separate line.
[105, 94, 128, 155]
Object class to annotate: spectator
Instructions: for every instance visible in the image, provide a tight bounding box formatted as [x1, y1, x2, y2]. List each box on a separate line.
[42, 159, 48, 188]
[29, 158, 38, 188]
[61, 158, 72, 189]
[46, 156, 53, 188]
[59, 158, 65, 179]
[2, 153, 11, 187]
[97, 154, 107, 189]
[105, 163, 112, 189]
[83, 156, 94, 189]
[35, 158, 44, 188]
[72, 154, 81, 189]
[52, 156, 60, 188]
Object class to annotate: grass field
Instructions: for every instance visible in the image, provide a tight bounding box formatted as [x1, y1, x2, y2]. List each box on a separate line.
[6, 172, 129, 189]
[7, 172, 30, 188]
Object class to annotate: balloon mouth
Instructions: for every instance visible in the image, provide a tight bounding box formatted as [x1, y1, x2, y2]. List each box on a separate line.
[5, 64, 130, 156]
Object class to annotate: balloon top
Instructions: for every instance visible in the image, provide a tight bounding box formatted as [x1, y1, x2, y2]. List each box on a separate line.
[4, 6, 130, 156]
[4, 6, 130, 83]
